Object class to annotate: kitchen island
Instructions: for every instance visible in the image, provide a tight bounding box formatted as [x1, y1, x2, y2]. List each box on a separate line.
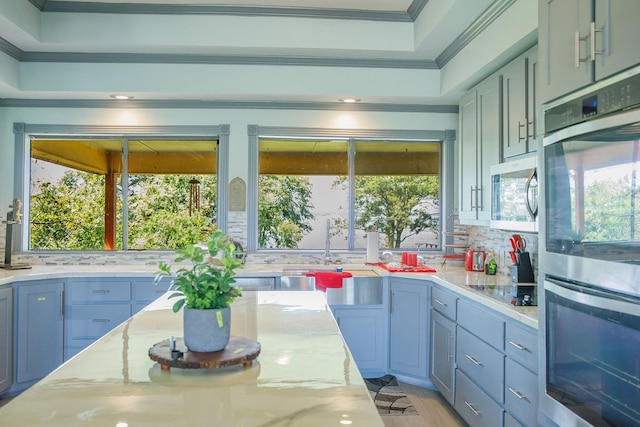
[0, 290, 384, 426]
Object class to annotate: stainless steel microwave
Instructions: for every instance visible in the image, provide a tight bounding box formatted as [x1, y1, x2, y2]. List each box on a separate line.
[490, 156, 538, 232]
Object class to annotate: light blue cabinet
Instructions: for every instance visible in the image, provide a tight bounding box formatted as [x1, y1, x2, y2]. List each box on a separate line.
[132, 277, 172, 313]
[429, 285, 457, 404]
[332, 307, 387, 378]
[65, 278, 133, 360]
[453, 297, 539, 427]
[0, 287, 12, 394]
[389, 278, 429, 383]
[14, 280, 64, 387]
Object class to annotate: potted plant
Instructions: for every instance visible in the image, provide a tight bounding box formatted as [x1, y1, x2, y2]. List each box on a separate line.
[155, 229, 243, 352]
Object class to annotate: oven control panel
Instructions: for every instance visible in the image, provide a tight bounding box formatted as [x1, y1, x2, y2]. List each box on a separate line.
[545, 71, 640, 133]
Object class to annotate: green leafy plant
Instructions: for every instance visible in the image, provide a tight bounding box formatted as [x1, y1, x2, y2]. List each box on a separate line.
[155, 229, 243, 313]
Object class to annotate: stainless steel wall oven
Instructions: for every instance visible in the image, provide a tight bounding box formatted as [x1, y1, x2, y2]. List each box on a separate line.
[541, 67, 640, 427]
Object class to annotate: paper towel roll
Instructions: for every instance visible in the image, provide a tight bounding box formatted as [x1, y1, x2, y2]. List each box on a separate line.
[366, 231, 379, 263]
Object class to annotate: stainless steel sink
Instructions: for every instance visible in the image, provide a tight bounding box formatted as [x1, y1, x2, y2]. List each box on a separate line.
[278, 269, 383, 305]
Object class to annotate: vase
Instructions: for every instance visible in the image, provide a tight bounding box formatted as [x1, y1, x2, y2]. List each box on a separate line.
[183, 306, 231, 352]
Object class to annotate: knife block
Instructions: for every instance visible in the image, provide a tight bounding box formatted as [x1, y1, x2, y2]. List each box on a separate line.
[510, 252, 535, 283]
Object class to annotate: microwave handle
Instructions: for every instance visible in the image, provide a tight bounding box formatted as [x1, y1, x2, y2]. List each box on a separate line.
[525, 170, 538, 219]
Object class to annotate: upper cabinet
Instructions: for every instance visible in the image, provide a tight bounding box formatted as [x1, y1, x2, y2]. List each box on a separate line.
[539, 0, 640, 104]
[502, 47, 539, 158]
[459, 75, 501, 225]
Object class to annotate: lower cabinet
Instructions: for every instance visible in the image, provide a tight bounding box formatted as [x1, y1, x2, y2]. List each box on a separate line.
[332, 307, 387, 377]
[0, 287, 13, 394]
[389, 278, 429, 383]
[65, 278, 133, 360]
[14, 280, 64, 387]
[429, 309, 455, 404]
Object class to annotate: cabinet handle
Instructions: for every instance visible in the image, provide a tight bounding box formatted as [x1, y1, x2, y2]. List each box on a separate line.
[590, 21, 603, 60]
[527, 120, 535, 139]
[574, 30, 588, 68]
[448, 334, 453, 360]
[464, 401, 481, 416]
[390, 291, 394, 314]
[508, 340, 528, 352]
[518, 122, 526, 141]
[476, 187, 483, 210]
[433, 298, 447, 307]
[509, 387, 529, 401]
[465, 354, 483, 366]
[470, 186, 476, 210]
[92, 319, 111, 323]
[92, 289, 111, 294]
[60, 290, 65, 316]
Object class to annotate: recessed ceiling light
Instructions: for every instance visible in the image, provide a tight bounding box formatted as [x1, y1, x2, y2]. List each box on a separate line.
[110, 94, 133, 100]
[339, 98, 361, 103]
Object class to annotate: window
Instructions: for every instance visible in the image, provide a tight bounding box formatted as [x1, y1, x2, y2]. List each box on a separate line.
[257, 137, 441, 251]
[28, 137, 218, 250]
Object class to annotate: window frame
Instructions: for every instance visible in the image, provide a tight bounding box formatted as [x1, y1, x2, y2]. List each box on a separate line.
[247, 125, 456, 253]
[12, 122, 230, 252]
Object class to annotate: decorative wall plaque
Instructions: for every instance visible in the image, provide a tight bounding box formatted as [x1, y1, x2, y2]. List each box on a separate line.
[229, 177, 246, 212]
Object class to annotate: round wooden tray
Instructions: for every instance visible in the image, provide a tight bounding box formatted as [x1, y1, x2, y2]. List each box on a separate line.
[149, 336, 261, 371]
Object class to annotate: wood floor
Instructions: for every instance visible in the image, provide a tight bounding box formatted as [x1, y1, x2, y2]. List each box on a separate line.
[380, 382, 467, 427]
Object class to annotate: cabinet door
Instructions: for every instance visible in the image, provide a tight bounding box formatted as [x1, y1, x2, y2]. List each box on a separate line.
[429, 309, 455, 404]
[476, 75, 501, 223]
[539, 0, 592, 103]
[389, 279, 428, 379]
[502, 57, 527, 159]
[333, 308, 387, 374]
[459, 89, 478, 223]
[0, 288, 12, 394]
[594, 0, 640, 81]
[526, 47, 539, 152]
[15, 281, 64, 384]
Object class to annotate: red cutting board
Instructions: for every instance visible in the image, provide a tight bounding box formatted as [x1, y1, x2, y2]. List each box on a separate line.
[375, 263, 436, 273]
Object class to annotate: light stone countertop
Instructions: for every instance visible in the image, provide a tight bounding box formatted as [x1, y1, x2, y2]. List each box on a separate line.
[0, 290, 385, 427]
[0, 261, 539, 328]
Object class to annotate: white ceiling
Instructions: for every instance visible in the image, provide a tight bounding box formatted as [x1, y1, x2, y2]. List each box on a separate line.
[0, 0, 519, 107]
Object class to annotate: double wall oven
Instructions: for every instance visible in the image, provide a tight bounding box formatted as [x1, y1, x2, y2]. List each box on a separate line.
[540, 67, 640, 427]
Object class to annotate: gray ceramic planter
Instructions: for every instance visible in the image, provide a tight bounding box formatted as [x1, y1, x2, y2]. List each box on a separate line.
[183, 306, 231, 352]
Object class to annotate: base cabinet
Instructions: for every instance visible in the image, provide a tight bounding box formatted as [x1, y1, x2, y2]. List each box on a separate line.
[389, 278, 429, 382]
[429, 309, 455, 404]
[0, 287, 12, 394]
[455, 369, 504, 427]
[14, 280, 64, 386]
[332, 307, 387, 377]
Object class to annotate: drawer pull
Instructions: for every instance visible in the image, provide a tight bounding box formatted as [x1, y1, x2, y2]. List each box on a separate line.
[465, 354, 483, 366]
[91, 289, 111, 294]
[509, 387, 529, 401]
[508, 340, 528, 352]
[433, 298, 447, 307]
[92, 319, 111, 323]
[464, 401, 481, 416]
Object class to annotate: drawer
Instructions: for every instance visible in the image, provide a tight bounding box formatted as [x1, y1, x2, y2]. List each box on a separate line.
[505, 322, 538, 373]
[67, 304, 131, 339]
[505, 358, 538, 427]
[431, 286, 457, 320]
[132, 278, 171, 303]
[455, 369, 504, 427]
[68, 279, 131, 303]
[504, 411, 524, 427]
[458, 299, 505, 350]
[456, 326, 504, 402]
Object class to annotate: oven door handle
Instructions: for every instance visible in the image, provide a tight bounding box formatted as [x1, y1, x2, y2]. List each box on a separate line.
[546, 278, 640, 316]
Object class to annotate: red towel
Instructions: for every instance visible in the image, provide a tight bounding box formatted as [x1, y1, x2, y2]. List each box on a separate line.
[306, 271, 352, 292]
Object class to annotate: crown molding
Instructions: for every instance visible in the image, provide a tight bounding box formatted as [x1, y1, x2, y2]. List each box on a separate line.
[38, 1, 414, 22]
[0, 35, 437, 69]
[0, 98, 459, 113]
[435, 0, 516, 68]
[407, 0, 429, 21]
